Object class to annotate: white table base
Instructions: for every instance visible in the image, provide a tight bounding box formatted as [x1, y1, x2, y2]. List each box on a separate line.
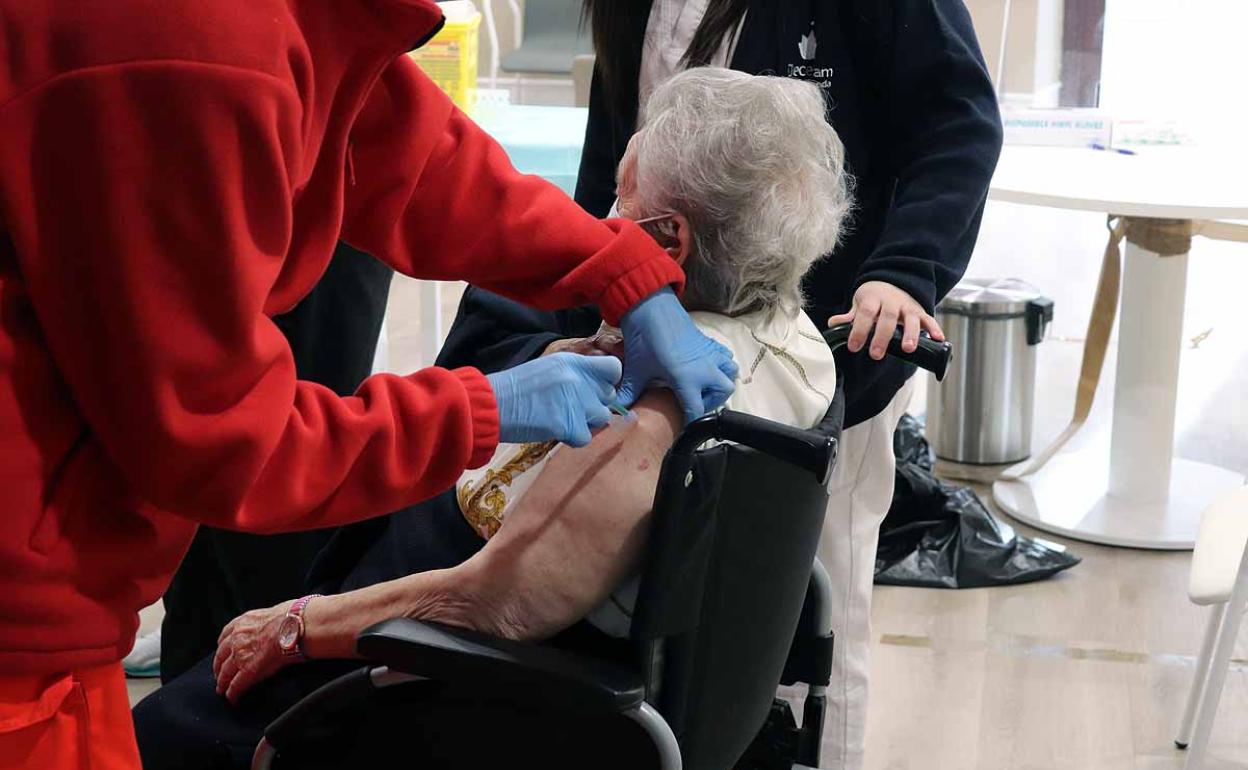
[994, 448, 1243, 550]
[992, 218, 1244, 550]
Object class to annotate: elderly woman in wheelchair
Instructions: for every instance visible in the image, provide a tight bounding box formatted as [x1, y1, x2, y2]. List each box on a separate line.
[134, 67, 851, 769]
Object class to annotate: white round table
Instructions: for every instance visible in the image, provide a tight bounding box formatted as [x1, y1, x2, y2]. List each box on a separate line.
[989, 145, 1248, 550]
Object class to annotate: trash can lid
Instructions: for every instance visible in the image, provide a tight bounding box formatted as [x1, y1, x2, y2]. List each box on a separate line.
[938, 278, 1046, 317]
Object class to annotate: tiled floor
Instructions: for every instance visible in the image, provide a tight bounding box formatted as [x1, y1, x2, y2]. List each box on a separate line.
[861, 516, 1246, 770]
[859, 321, 1248, 769]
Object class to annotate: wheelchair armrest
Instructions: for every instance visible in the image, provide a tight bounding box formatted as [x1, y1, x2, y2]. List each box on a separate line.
[356, 618, 646, 714]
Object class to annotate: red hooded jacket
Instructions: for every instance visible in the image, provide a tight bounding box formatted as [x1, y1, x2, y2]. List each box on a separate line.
[0, 0, 682, 675]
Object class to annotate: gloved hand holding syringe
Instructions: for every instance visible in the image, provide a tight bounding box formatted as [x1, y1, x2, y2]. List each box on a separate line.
[488, 284, 737, 449]
[555, 325, 639, 429]
[487, 325, 635, 448]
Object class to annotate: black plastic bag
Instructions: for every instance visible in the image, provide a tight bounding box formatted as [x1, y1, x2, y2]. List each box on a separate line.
[874, 415, 1080, 588]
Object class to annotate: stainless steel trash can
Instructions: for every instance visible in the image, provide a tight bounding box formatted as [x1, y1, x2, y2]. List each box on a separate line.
[925, 278, 1053, 465]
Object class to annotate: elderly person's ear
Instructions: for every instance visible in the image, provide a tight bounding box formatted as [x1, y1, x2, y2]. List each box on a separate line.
[640, 213, 692, 266]
[665, 213, 692, 266]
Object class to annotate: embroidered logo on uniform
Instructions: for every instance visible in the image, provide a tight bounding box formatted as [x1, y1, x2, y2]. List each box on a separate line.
[799, 22, 818, 60]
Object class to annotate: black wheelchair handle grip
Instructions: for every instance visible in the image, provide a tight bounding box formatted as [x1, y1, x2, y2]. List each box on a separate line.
[672, 410, 838, 485]
[263, 666, 376, 751]
[823, 323, 952, 381]
[714, 411, 837, 483]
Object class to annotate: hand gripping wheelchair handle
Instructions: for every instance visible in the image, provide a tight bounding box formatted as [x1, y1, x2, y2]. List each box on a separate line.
[823, 323, 953, 381]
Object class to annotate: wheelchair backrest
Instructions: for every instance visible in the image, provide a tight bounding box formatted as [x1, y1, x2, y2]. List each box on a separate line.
[630, 394, 843, 770]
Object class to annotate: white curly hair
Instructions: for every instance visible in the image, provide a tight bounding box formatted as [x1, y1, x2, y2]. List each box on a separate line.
[630, 67, 852, 318]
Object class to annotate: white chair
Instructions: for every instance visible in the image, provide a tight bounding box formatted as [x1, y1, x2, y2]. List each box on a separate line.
[1176, 485, 1248, 769]
[498, 0, 592, 77]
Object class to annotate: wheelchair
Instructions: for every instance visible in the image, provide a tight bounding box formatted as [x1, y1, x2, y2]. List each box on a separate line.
[252, 325, 951, 770]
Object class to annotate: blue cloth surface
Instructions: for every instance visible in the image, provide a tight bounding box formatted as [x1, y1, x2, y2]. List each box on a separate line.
[474, 104, 589, 196]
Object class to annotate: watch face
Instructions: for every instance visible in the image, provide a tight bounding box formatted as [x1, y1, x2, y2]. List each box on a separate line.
[277, 615, 301, 653]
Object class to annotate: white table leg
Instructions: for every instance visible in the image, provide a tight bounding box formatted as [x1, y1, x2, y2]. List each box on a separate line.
[994, 218, 1244, 550]
[419, 281, 442, 369]
[1107, 237, 1188, 500]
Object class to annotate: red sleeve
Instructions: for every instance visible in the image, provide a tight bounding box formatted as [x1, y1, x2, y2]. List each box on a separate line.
[0, 63, 499, 534]
[341, 57, 684, 326]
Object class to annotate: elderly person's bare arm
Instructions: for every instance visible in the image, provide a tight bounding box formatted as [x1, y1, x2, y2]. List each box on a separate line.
[313, 390, 679, 642]
[211, 389, 681, 701]
[447, 388, 683, 639]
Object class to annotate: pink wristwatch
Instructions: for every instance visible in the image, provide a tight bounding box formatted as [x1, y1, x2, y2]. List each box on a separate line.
[277, 594, 321, 660]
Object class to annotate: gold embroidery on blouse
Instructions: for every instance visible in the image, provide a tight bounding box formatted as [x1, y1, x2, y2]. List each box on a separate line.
[740, 348, 766, 385]
[748, 329, 833, 403]
[457, 441, 558, 539]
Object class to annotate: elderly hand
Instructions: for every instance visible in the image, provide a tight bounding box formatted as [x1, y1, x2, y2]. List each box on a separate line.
[828, 281, 945, 360]
[213, 601, 295, 704]
[617, 287, 738, 423]
[543, 329, 625, 361]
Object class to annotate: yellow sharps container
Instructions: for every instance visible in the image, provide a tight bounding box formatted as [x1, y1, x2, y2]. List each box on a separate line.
[408, 1, 481, 112]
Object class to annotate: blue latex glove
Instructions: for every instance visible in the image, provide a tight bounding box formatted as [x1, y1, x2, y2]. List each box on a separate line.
[487, 353, 622, 447]
[618, 287, 739, 423]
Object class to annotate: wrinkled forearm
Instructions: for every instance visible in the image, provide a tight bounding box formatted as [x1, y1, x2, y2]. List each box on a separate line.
[301, 568, 482, 659]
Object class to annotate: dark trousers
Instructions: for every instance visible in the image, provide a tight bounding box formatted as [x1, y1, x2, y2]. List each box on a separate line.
[160, 242, 393, 683]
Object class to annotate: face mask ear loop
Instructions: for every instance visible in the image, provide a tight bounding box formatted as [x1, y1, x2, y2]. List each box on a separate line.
[634, 212, 679, 249]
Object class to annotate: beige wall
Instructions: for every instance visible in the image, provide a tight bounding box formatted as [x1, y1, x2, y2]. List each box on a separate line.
[964, 0, 1065, 105]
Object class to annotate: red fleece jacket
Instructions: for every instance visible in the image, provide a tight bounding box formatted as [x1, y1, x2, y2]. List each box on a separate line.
[0, 0, 682, 676]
